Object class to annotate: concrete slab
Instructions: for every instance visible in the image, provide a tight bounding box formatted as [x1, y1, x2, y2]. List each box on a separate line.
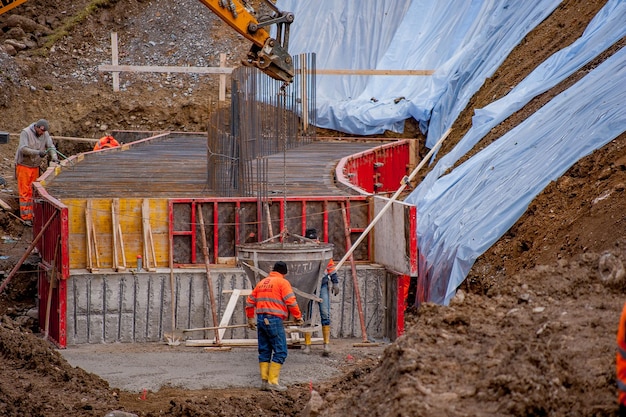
[59, 338, 388, 392]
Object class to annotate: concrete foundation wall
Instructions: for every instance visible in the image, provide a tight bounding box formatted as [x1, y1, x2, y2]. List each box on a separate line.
[65, 265, 389, 345]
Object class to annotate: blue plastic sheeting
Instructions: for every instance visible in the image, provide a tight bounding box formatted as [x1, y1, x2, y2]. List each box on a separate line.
[420, 0, 626, 188]
[405, 46, 626, 305]
[277, 0, 560, 138]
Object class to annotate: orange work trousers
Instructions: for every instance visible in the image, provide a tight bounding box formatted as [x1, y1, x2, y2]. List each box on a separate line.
[16, 164, 39, 221]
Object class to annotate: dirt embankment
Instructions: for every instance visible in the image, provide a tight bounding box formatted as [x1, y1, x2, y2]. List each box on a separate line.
[1, 0, 626, 416]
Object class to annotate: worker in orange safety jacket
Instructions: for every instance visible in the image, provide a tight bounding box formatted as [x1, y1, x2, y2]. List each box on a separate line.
[14, 119, 59, 225]
[301, 228, 340, 356]
[246, 261, 304, 391]
[616, 301, 626, 415]
[93, 135, 120, 151]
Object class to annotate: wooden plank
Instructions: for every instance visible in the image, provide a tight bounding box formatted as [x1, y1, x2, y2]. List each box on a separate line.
[85, 201, 100, 272]
[223, 289, 252, 295]
[219, 53, 226, 102]
[0, 198, 11, 211]
[304, 69, 435, 76]
[111, 33, 119, 92]
[111, 198, 126, 271]
[185, 338, 323, 347]
[51, 136, 99, 143]
[142, 199, 157, 271]
[99, 64, 233, 75]
[217, 289, 241, 341]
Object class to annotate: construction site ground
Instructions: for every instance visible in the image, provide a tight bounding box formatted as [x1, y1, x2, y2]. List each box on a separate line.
[1, 0, 626, 416]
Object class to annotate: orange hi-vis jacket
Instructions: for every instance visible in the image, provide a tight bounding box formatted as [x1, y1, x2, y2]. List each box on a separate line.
[617, 302, 626, 405]
[245, 271, 302, 320]
[326, 258, 337, 275]
[93, 136, 120, 151]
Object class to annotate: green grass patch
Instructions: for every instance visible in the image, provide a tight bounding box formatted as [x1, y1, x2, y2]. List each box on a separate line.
[37, 0, 119, 53]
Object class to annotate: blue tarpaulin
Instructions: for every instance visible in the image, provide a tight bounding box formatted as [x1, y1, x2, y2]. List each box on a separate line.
[279, 0, 560, 141]
[278, 0, 626, 305]
[404, 0, 626, 304]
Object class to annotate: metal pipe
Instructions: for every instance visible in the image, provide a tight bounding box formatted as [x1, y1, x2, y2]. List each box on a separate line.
[334, 128, 452, 272]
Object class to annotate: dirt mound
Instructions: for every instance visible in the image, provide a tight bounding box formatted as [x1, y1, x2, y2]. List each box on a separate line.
[0, 316, 117, 416]
[320, 255, 621, 416]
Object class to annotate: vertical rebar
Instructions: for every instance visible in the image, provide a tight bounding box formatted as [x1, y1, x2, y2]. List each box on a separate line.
[206, 53, 317, 203]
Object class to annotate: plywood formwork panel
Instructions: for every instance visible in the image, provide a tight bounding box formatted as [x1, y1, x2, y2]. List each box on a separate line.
[64, 198, 169, 270]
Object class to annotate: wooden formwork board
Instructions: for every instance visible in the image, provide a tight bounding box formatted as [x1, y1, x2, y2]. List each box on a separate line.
[65, 198, 169, 270]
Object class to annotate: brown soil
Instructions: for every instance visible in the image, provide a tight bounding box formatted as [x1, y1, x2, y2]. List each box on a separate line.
[1, 0, 625, 416]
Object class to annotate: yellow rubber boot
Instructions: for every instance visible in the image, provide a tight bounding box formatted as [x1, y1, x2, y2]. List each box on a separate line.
[302, 332, 312, 354]
[322, 325, 331, 357]
[259, 362, 270, 391]
[268, 362, 287, 391]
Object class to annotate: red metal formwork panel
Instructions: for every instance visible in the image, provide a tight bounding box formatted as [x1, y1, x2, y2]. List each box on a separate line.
[33, 184, 69, 348]
[338, 140, 411, 194]
[169, 195, 371, 267]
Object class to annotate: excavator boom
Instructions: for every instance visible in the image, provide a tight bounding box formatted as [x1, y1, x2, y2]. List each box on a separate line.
[196, 0, 294, 84]
[0, 0, 28, 16]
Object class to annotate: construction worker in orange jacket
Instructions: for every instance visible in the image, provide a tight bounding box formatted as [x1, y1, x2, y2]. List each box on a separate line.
[14, 119, 59, 225]
[617, 301, 626, 415]
[93, 135, 120, 151]
[302, 228, 340, 356]
[246, 261, 304, 391]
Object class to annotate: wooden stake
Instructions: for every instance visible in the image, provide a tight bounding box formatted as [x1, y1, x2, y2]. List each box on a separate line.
[111, 198, 126, 271]
[142, 199, 157, 271]
[341, 202, 368, 343]
[165, 226, 181, 345]
[219, 53, 226, 102]
[111, 32, 119, 92]
[85, 201, 100, 272]
[198, 205, 221, 344]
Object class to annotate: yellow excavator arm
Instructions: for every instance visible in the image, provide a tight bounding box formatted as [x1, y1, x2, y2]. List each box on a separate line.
[1, 0, 294, 83]
[196, 0, 294, 83]
[0, 0, 28, 16]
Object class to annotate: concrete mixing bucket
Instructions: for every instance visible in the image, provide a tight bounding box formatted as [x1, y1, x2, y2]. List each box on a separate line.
[237, 241, 334, 319]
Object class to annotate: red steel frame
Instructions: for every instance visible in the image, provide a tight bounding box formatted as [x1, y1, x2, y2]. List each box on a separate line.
[168, 195, 370, 266]
[31, 138, 413, 347]
[32, 184, 70, 348]
[336, 140, 411, 194]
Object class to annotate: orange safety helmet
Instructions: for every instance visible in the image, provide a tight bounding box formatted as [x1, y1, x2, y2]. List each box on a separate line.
[93, 135, 120, 151]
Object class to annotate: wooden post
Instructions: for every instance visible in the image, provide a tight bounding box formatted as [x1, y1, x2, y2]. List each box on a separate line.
[341, 202, 368, 342]
[198, 205, 221, 344]
[141, 199, 157, 271]
[111, 32, 120, 92]
[85, 201, 100, 272]
[111, 198, 126, 271]
[219, 53, 226, 102]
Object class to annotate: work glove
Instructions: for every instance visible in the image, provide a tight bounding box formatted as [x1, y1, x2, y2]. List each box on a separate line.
[38, 150, 47, 157]
[247, 317, 257, 331]
[331, 283, 340, 296]
[295, 317, 305, 326]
